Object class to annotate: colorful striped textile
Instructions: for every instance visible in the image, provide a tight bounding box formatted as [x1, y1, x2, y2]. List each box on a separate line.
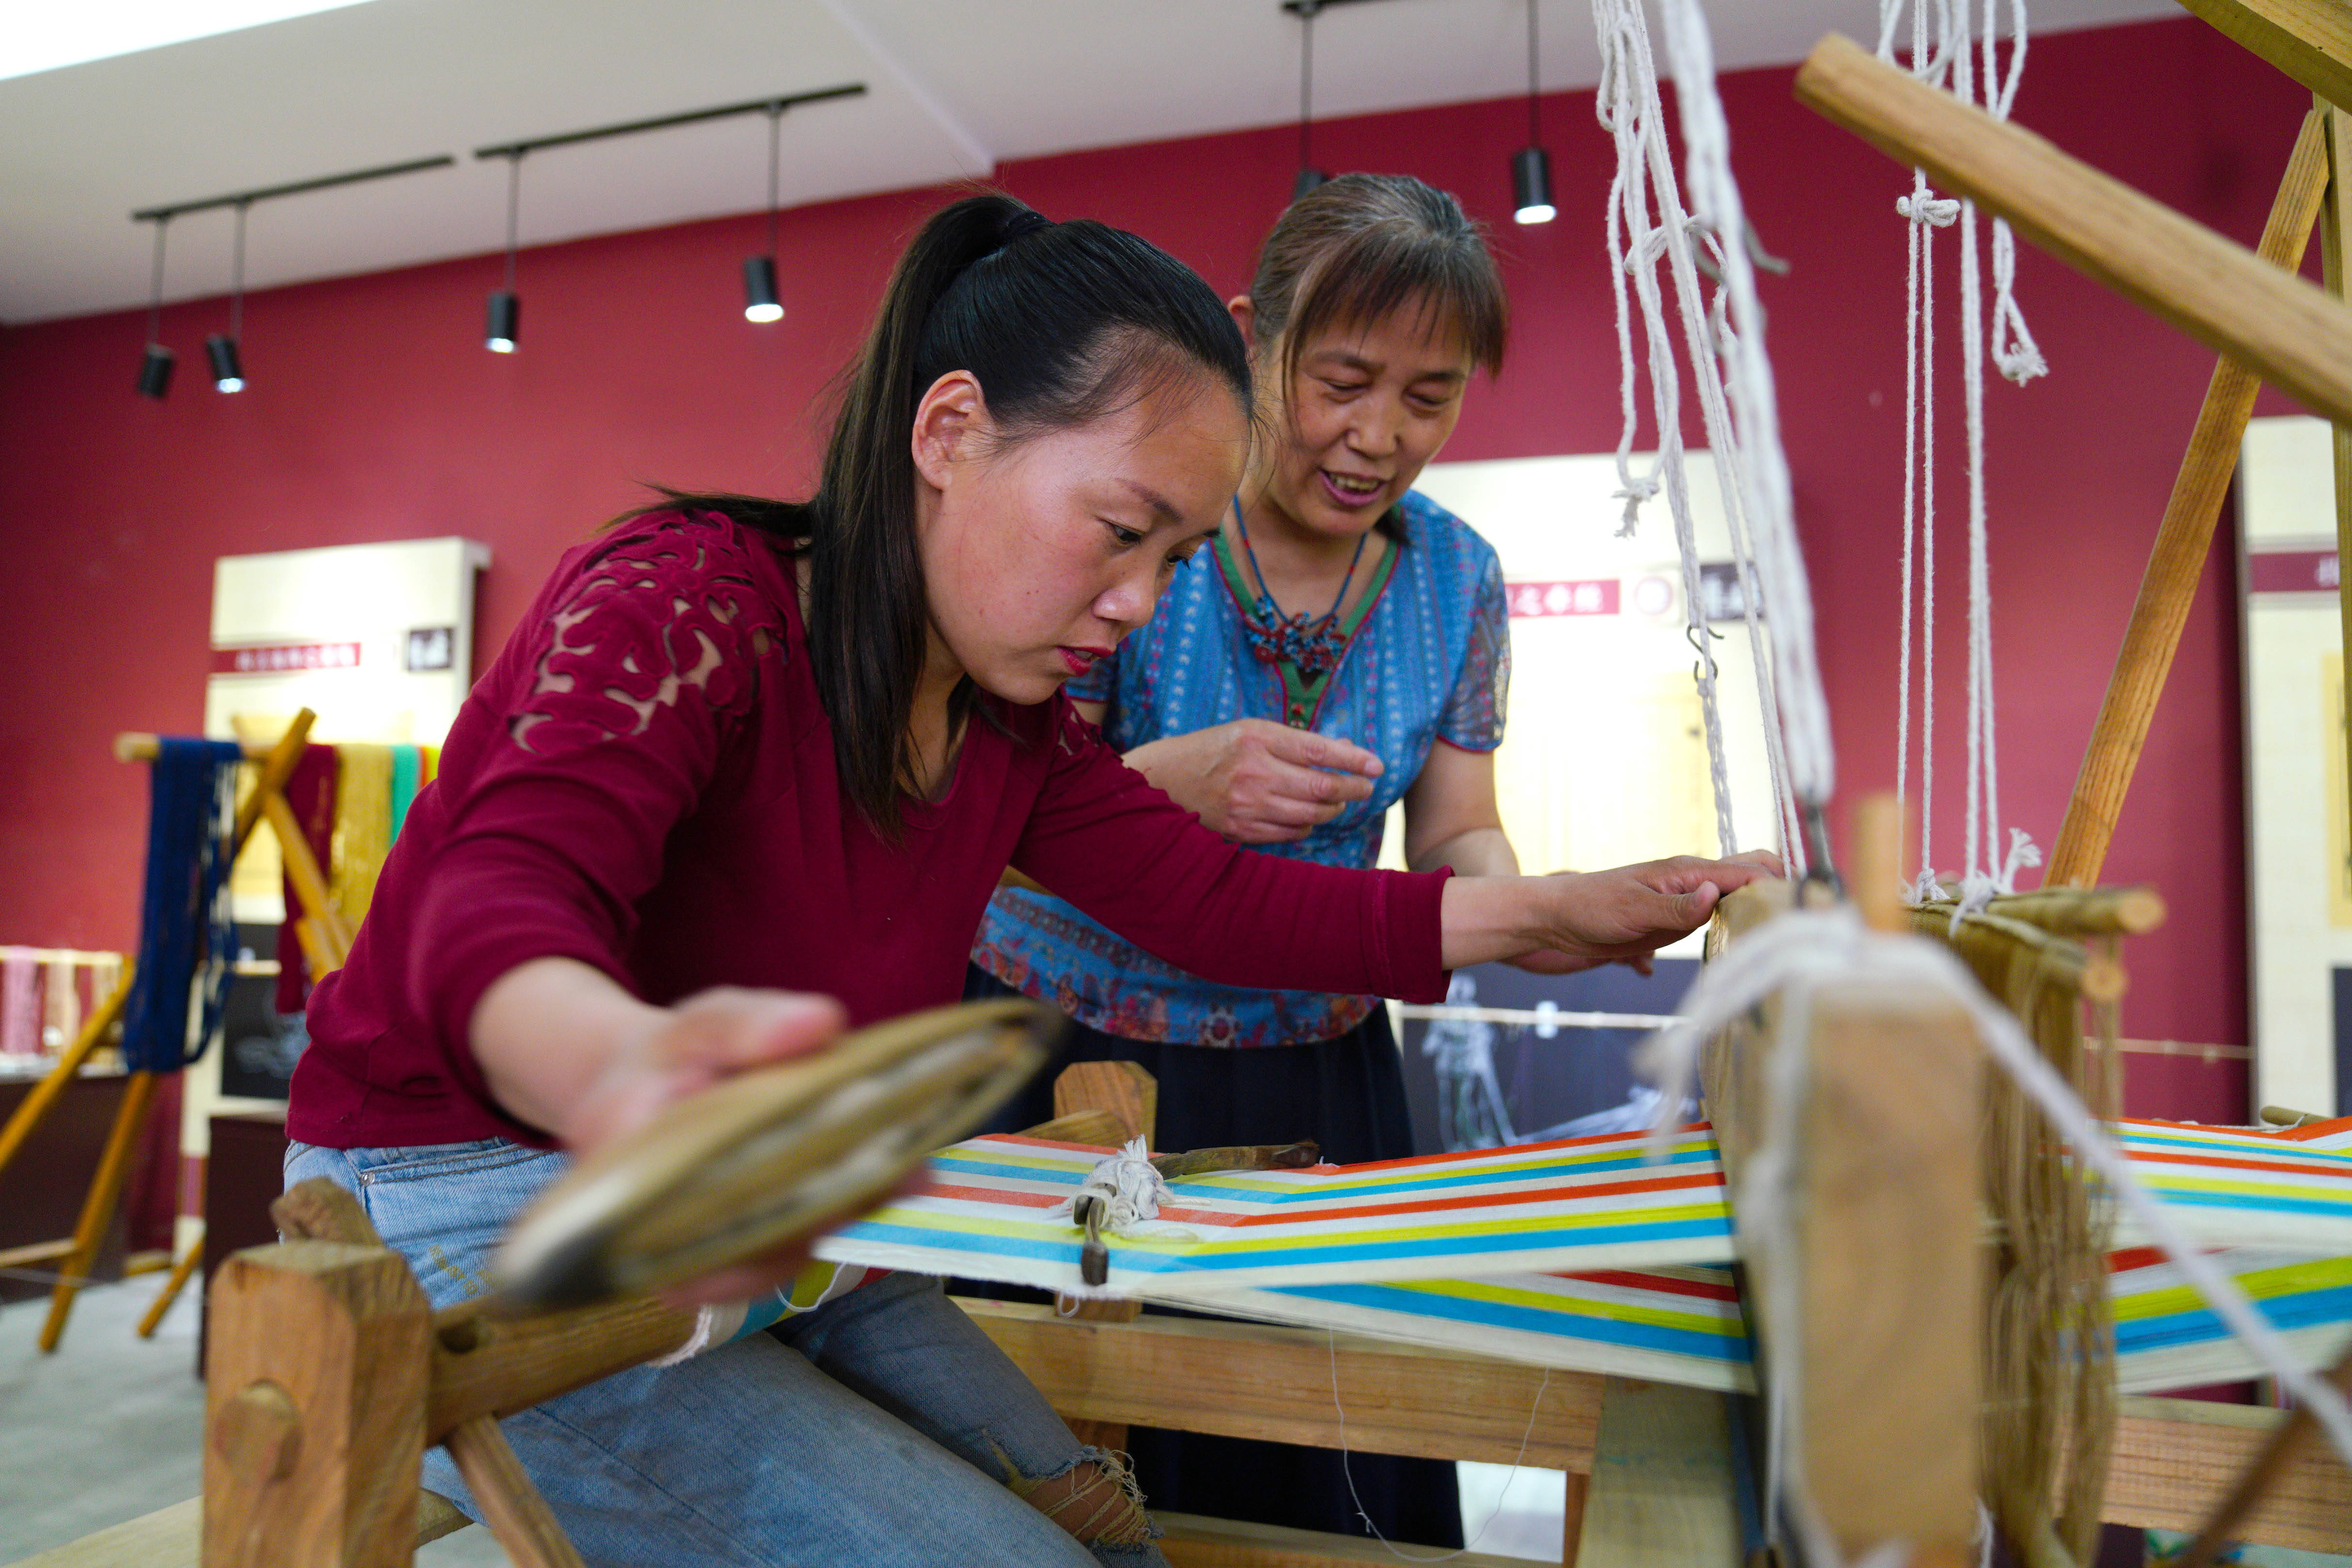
[814, 1126, 1735, 1294]
[2112, 1119, 2352, 1255]
[1152, 1266, 1756, 1391]
[2110, 1245, 2352, 1393]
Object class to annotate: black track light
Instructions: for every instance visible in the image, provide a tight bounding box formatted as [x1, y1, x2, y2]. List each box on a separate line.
[487, 152, 523, 353]
[744, 103, 786, 323]
[138, 344, 175, 400]
[1293, 167, 1330, 200]
[207, 333, 245, 393]
[486, 290, 519, 354]
[743, 256, 782, 323]
[1512, 146, 1555, 226]
[1513, 0, 1555, 225]
[213, 202, 250, 390]
[137, 214, 172, 399]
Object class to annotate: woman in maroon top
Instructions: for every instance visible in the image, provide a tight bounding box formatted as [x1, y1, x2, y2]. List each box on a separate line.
[285, 195, 1769, 1568]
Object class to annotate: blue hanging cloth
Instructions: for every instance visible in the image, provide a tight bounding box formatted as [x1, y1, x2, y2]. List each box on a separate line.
[120, 739, 246, 1075]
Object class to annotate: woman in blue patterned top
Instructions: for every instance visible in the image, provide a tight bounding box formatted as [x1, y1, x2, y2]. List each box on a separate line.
[971, 174, 1525, 1547]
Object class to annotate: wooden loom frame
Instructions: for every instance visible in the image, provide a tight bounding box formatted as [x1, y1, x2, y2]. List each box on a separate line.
[28, 9, 2352, 1565]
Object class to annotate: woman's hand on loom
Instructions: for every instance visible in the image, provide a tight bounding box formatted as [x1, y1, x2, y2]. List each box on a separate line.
[1123, 718, 1383, 842]
[1440, 851, 1783, 975]
[474, 960, 861, 1303]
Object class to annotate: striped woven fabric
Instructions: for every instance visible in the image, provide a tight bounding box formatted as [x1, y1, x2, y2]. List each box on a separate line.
[1151, 1266, 1757, 1391]
[814, 1126, 1736, 1294]
[2112, 1119, 2352, 1254]
[2110, 1245, 2352, 1392]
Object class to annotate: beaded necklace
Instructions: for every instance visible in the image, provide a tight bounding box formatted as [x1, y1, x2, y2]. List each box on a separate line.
[1215, 497, 1396, 727]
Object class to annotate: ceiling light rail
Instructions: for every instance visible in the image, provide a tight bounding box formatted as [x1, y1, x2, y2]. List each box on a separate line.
[470, 84, 865, 162]
[130, 154, 455, 224]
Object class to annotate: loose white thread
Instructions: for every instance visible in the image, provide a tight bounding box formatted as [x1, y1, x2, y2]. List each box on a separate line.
[648, 1304, 721, 1368]
[1327, 1327, 1552, 1563]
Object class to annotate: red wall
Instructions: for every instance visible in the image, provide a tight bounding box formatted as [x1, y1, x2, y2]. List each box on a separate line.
[0, 17, 2307, 1120]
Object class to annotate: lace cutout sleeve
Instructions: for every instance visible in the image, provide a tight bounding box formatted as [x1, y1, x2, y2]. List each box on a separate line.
[506, 515, 783, 758]
[1437, 550, 1509, 753]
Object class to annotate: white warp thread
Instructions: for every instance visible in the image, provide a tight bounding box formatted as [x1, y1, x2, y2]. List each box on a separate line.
[1880, 0, 2047, 909]
[1638, 909, 2352, 1565]
[1592, 0, 1826, 868]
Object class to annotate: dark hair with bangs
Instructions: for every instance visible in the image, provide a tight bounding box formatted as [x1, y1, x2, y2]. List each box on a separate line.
[1247, 173, 1508, 393]
[633, 194, 1250, 834]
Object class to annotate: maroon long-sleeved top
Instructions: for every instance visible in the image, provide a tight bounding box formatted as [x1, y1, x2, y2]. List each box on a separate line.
[289, 510, 1452, 1149]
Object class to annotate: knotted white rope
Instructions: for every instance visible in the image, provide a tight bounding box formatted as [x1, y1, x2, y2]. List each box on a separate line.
[1880, 0, 2047, 910]
[1593, 0, 1829, 870]
[1639, 908, 2352, 1565]
[1055, 1137, 1175, 1233]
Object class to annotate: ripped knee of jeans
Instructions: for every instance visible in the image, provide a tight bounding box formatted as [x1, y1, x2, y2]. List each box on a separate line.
[986, 1437, 1158, 1550]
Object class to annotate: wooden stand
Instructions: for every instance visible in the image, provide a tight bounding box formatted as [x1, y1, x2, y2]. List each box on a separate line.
[30, 713, 330, 1354]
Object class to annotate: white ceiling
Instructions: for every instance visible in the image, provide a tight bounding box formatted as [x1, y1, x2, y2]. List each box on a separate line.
[0, 0, 2180, 325]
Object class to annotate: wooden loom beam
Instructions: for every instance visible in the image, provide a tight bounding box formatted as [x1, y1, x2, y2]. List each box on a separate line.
[2174, 0, 2352, 110]
[2046, 109, 2331, 886]
[1794, 33, 2352, 424]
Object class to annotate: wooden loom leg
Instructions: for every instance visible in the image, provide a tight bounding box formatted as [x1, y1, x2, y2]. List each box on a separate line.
[1571, 1377, 1743, 1568]
[38, 1067, 159, 1354]
[1044, 1062, 1156, 1452]
[270, 1177, 600, 1565]
[139, 1231, 206, 1338]
[203, 1239, 430, 1568]
[2322, 103, 2352, 908]
[2046, 109, 2332, 886]
[443, 1415, 587, 1568]
[0, 967, 130, 1188]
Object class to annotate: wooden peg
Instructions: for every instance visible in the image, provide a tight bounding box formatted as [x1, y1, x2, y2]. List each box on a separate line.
[1052, 1061, 1155, 1149]
[1849, 793, 1908, 934]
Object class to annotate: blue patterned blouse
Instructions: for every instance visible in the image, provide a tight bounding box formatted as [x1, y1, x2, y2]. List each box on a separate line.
[972, 489, 1509, 1047]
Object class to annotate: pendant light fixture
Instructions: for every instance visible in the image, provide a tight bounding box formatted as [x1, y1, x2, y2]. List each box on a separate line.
[136, 216, 174, 400]
[486, 151, 522, 353]
[205, 200, 249, 392]
[743, 102, 785, 323]
[1512, 0, 1556, 225]
[1291, 0, 1329, 200]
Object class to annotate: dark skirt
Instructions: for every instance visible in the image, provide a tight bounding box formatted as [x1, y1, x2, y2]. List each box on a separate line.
[965, 964, 1464, 1550]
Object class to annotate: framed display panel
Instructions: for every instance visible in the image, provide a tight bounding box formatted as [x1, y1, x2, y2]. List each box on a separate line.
[1395, 453, 1781, 958]
[206, 535, 489, 925]
[2240, 414, 2349, 1117]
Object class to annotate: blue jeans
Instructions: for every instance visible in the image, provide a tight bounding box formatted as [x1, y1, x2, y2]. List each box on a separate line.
[285, 1137, 1165, 1568]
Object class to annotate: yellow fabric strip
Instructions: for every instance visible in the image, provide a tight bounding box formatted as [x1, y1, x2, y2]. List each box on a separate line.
[328, 744, 395, 929]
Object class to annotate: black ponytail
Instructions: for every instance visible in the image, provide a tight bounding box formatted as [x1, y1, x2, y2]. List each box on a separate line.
[639, 194, 1249, 834]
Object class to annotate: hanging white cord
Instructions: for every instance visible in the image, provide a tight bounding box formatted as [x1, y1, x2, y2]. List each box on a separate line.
[1639, 909, 2352, 1567]
[1876, 0, 2047, 916]
[1593, 0, 1817, 869]
[1648, 0, 1838, 823]
[1598, 35, 1741, 859]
